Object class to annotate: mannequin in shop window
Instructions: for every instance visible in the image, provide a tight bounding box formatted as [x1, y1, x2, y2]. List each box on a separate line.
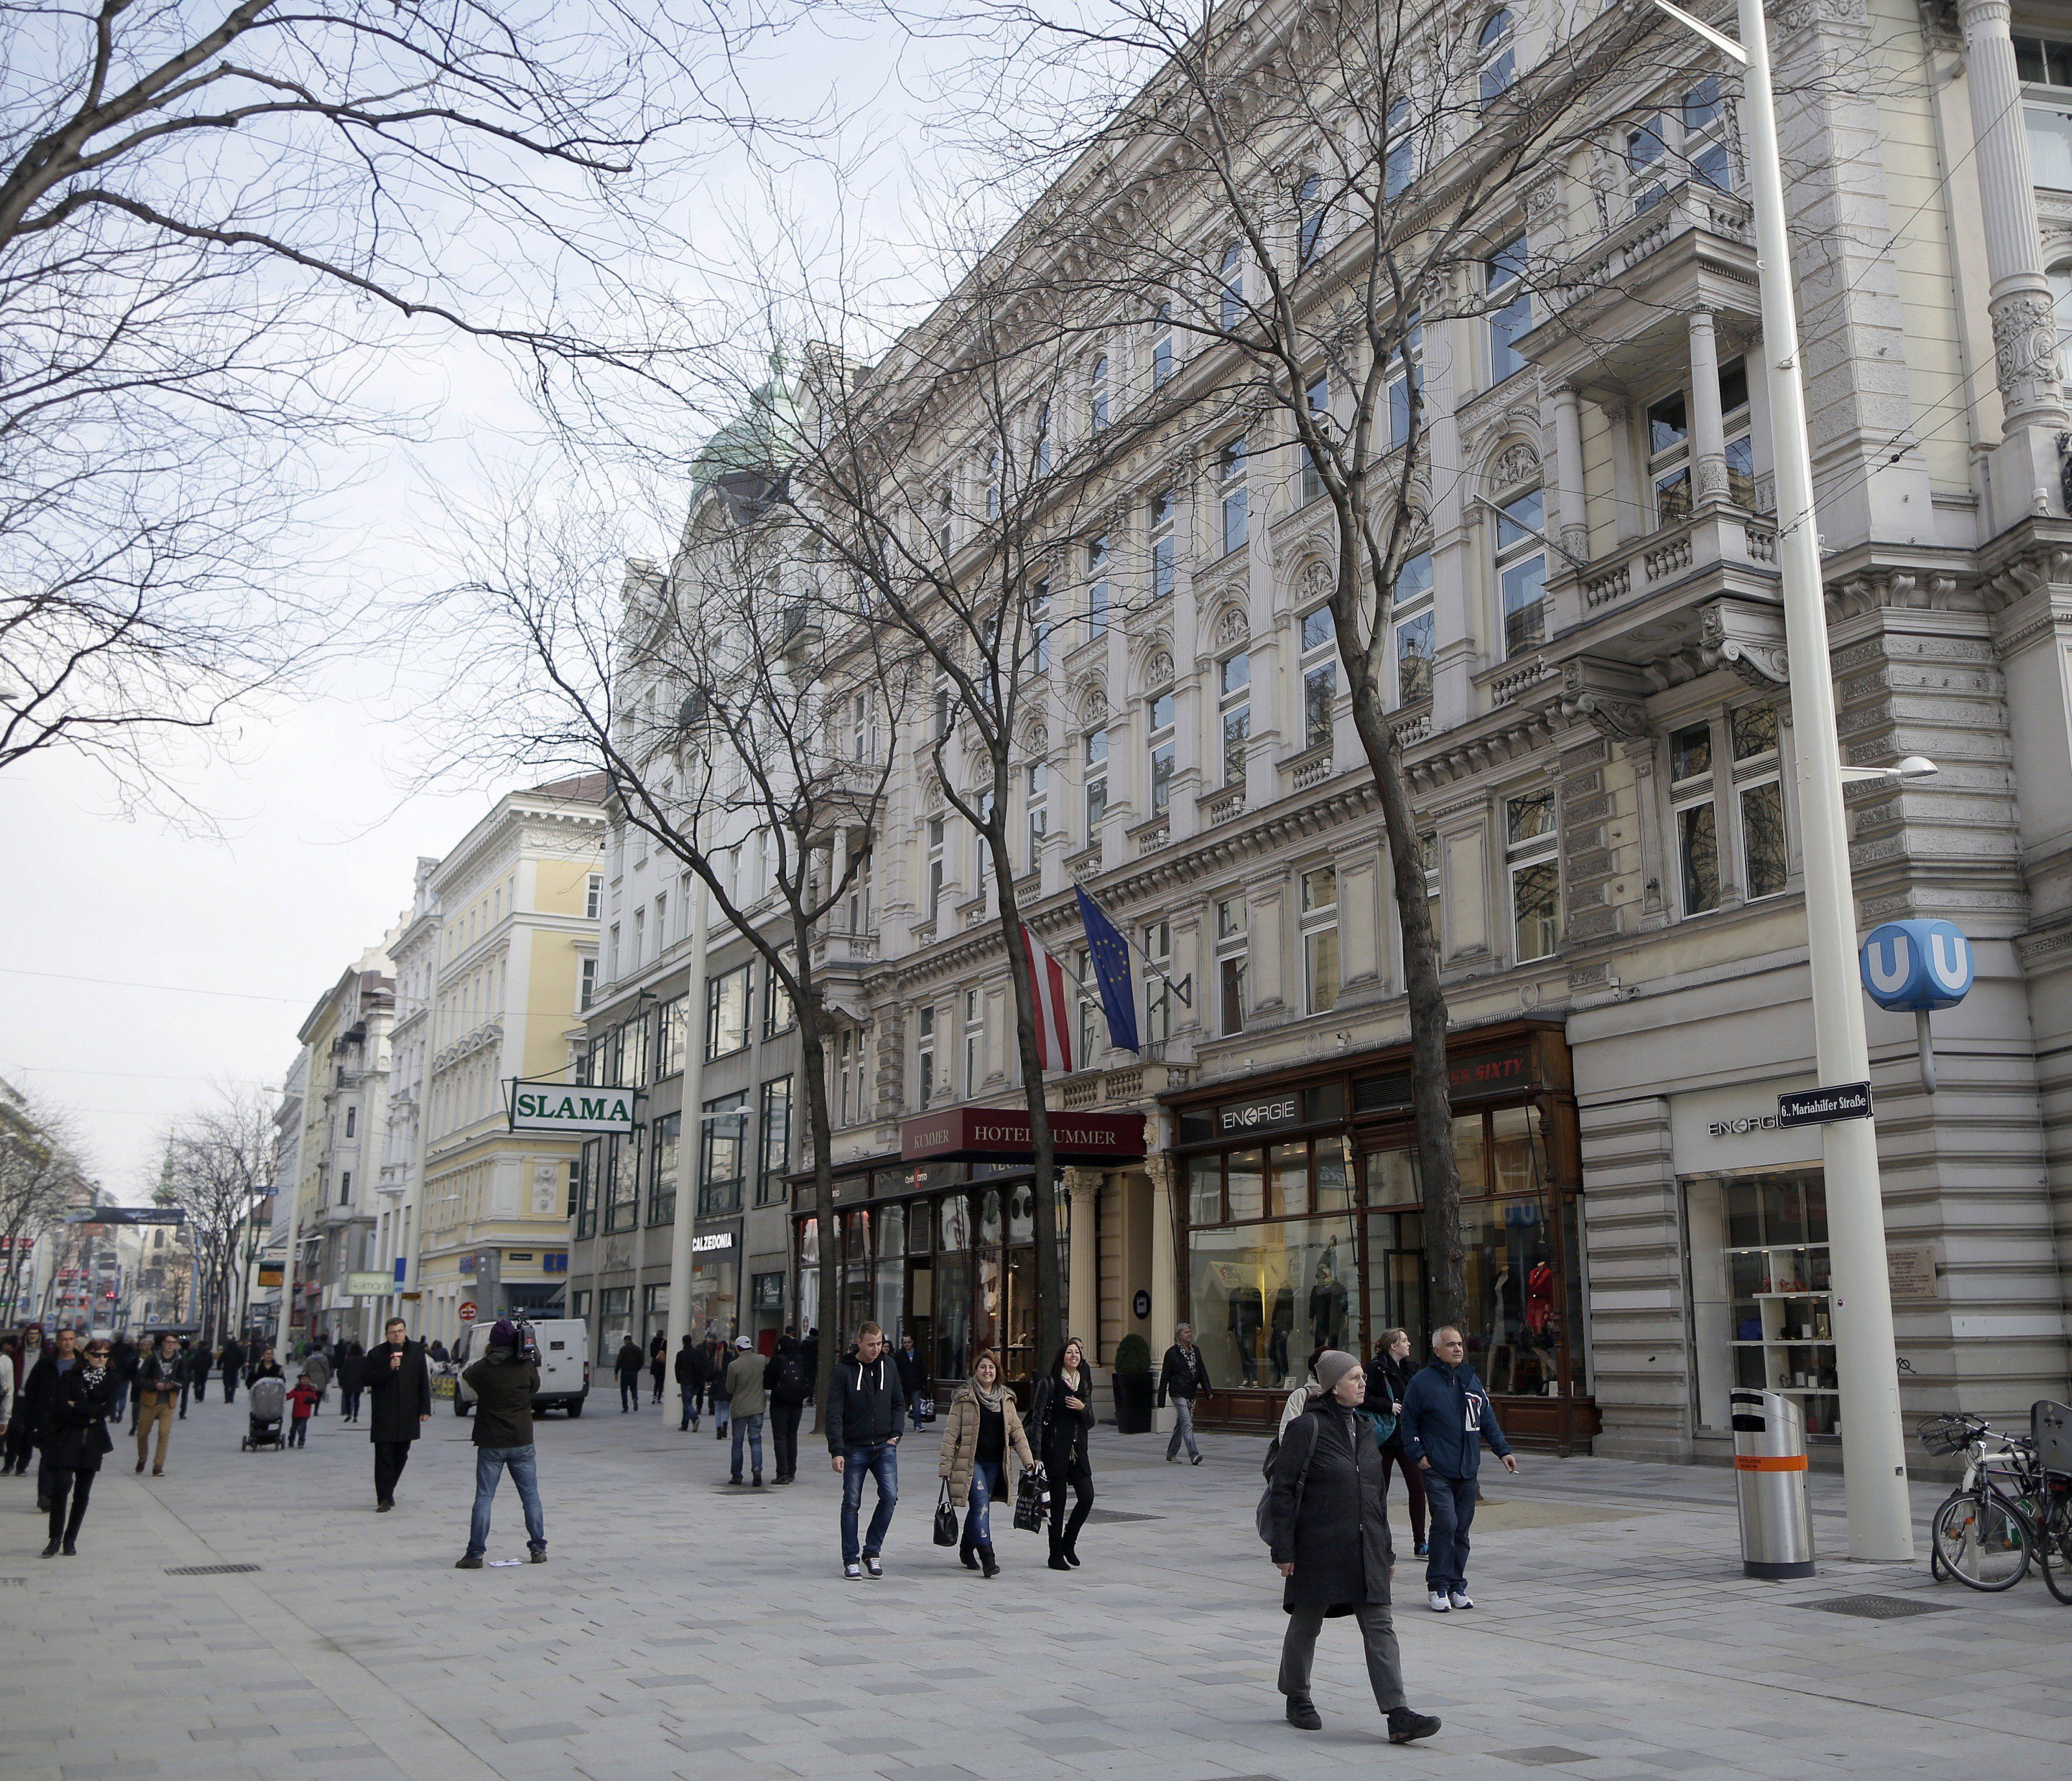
[1269, 1274, 1295, 1384]
[1226, 1270, 1264, 1387]
[1309, 1245, 1348, 1354]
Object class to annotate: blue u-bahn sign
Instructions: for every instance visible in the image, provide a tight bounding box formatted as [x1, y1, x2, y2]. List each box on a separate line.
[1860, 919, 1974, 1013]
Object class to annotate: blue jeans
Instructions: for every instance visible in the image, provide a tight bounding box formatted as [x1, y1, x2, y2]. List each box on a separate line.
[467, 1443, 546, 1558]
[839, 1441, 899, 1563]
[965, 1458, 1004, 1545]
[619, 1375, 640, 1411]
[1166, 1396, 1199, 1461]
[680, 1385, 701, 1429]
[1424, 1471, 1478, 1593]
[714, 1395, 730, 1433]
[731, 1412, 765, 1479]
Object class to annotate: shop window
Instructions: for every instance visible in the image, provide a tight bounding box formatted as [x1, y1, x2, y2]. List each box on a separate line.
[875, 1203, 905, 1336]
[648, 1112, 681, 1226]
[1189, 1215, 1355, 1390]
[1393, 550, 1434, 704]
[1301, 864, 1339, 1014]
[1670, 719, 1720, 915]
[1143, 919, 1173, 1045]
[1219, 436, 1249, 555]
[576, 1139, 600, 1237]
[657, 995, 688, 1077]
[1486, 234, 1530, 385]
[642, 1283, 670, 1344]
[1733, 704, 1787, 899]
[699, 1092, 747, 1217]
[797, 1216, 819, 1339]
[1228, 1148, 1265, 1220]
[599, 1286, 631, 1334]
[1083, 728, 1108, 840]
[1506, 792, 1559, 961]
[1687, 1171, 1835, 1435]
[1148, 688, 1175, 815]
[756, 1076, 791, 1205]
[1219, 651, 1250, 787]
[1188, 1155, 1223, 1224]
[1300, 605, 1336, 752]
[1216, 893, 1248, 1035]
[1494, 484, 1546, 656]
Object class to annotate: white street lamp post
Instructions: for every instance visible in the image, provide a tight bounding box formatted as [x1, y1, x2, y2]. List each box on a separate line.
[664, 828, 710, 1362]
[1649, 0, 1915, 1559]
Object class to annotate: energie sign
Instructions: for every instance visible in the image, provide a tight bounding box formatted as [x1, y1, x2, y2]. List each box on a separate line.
[506, 1080, 640, 1135]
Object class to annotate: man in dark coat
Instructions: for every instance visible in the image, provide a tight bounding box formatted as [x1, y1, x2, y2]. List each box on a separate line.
[1265, 1350, 1439, 1745]
[614, 1337, 644, 1413]
[218, 1334, 245, 1404]
[362, 1317, 432, 1510]
[673, 1333, 710, 1432]
[1399, 1326, 1516, 1613]
[455, 1319, 546, 1567]
[19, 1326, 79, 1512]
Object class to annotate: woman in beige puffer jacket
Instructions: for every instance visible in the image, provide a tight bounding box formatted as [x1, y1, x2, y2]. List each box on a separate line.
[936, 1349, 1035, 1576]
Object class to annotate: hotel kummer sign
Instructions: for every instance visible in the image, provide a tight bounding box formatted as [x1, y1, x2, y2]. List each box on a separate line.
[506, 1079, 640, 1135]
[899, 1108, 1147, 1164]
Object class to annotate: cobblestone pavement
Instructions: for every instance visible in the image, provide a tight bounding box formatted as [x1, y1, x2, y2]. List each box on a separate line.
[2, 1388, 2067, 1781]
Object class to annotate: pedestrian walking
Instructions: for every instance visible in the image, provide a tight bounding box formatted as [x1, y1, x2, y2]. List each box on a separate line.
[894, 1331, 925, 1432]
[218, 1334, 245, 1404]
[614, 1336, 644, 1413]
[1031, 1336, 1096, 1572]
[1367, 1329, 1428, 1558]
[725, 1336, 768, 1486]
[648, 1331, 667, 1405]
[133, 1332, 183, 1476]
[286, 1372, 320, 1446]
[109, 1335, 137, 1426]
[1264, 1348, 1440, 1744]
[303, 1345, 332, 1414]
[673, 1333, 708, 1431]
[337, 1343, 365, 1422]
[936, 1349, 1034, 1577]
[21, 1326, 80, 1511]
[429, 1338, 450, 1366]
[363, 1316, 433, 1511]
[1158, 1323, 1213, 1464]
[41, 1334, 118, 1557]
[0, 1337, 14, 1470]
[175, 1336, 192, 1416]
[1, 1324, 39, 1475]
[455, 1319, 547, 1567]
[765, 1330, 810, 1483]
[706, 1335, 733, 1439]
[828, 1321, 905, 1580]
[1399, 1326, 1516, 1613]
[248, 1345, 285, 1386]
[185, 1334, 205, 1404]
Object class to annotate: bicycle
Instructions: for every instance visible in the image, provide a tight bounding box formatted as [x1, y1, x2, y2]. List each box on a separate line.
[1921, 1409, 2072, 1600]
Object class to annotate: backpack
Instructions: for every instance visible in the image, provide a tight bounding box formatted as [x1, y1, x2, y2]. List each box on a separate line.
[1254, 1386, 1320, 1545]
[769, 1349, 810, 1405]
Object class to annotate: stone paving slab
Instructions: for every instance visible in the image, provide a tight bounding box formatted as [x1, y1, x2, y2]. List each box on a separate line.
[3, 1394, 2068, 1778]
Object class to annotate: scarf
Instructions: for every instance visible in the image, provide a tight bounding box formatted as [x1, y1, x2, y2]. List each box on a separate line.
[968, 1374, 1006, 1412]
[82, 1362, 108, 1391]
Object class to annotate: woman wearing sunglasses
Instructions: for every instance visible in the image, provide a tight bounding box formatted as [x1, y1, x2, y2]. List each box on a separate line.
[43, 1337, 118, 1556]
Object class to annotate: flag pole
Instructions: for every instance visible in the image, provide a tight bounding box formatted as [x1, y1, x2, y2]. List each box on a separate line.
[1070, 877, 1193, 1008]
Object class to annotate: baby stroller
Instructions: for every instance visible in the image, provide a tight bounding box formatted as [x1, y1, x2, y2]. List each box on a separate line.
[242, 1375, 286, 1451]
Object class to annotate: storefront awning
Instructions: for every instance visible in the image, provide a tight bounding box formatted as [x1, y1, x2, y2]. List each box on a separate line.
[899, 1108, 1146, 1165]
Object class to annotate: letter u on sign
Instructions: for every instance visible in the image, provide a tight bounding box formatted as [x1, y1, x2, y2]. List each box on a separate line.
[1859, 918, 1974, 1013]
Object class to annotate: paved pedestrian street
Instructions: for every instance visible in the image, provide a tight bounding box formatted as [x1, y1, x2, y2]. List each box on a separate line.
[3, 1398, 2067, 1781]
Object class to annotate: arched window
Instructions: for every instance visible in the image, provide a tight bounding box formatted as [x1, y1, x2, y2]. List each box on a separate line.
[1089, 354, 1110, 431]
[1491, 462, 1546, 657]
[1478, 9, 1516, 105]
[1393, 547, 1436, 702]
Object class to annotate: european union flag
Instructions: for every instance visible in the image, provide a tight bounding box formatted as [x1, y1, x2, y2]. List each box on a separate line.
[1075, 886, 1140, 1053]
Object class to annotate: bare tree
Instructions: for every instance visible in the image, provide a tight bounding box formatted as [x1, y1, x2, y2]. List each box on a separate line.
[160, 1086, 273, 1343]
[0, 1090, 87, 1321]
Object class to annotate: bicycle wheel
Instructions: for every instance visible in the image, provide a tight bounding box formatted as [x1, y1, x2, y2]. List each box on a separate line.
[1931, 1486, 2031, 1591]
[2039, 1495, 2072, 1606]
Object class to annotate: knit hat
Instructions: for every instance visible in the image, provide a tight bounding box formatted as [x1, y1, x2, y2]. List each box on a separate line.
[1312, 1349, 1360, 1397]
[490, 1318, 519, 1347]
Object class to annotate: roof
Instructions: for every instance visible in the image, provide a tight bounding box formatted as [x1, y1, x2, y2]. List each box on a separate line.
[528, 773, 610, 802]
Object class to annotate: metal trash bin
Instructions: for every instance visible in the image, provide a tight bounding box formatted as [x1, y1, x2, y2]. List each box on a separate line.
[1731, 1388, 1815, 1578]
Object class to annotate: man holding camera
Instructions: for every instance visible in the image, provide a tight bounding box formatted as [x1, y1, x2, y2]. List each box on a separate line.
[455, 1319, 548, 1567]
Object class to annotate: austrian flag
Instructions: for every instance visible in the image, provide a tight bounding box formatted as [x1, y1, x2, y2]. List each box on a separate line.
[1021, 926, 1075, 1073]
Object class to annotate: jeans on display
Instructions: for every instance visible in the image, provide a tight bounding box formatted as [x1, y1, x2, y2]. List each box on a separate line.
[467, 1442, 546, 1557]
[1423, 1472, 1478, 1592]
[680, 1385, 701, 1430]
[730, 1412, 765, 1480]
[1278, 1602, 1406, 1712]
[963, 1458, 1004, 1545]
[1269, 1330, 1290, 1382]
[1165, 1396, 1199, 1461]
[771, 1402, 802, 1477]
[839, 1441, 899, 1563]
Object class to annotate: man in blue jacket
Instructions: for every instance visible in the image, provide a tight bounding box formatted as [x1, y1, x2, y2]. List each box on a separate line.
[1398, 1327, 1517, 1614]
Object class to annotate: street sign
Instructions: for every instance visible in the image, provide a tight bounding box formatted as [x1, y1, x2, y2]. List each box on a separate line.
[457, 1301, 479, 1322]
[1777, 1082, 1873, 1127]
[506, 1079, 638, 1134]
[1860, 919, 1974, 1012]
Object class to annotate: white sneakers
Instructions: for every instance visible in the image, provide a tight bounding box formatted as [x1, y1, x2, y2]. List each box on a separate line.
[844, 1562, 862, 1581]
[1449, 1591, 1474, 1610]
[1427, 1589, 1451, 1613]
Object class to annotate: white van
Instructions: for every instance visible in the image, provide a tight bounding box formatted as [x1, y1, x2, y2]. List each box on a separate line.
[450, 1317, 590, 1418]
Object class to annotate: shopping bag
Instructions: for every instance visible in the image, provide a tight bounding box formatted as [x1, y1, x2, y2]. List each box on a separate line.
[933, 1481, 960, 1547]
[915, 1394, 937, 1424]
[1013, 1464, 1048, 1533]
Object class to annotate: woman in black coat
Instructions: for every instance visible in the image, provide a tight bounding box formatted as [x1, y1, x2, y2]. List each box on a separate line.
[1030, 1336, 1096, 1573]
[337, 1343, 366, 1422]
[648, 1332, 667, 1404]
[1264, 1349, 1438, 1744]
[43, 1336, 118, 1556]
[1365, 1328, 1428, 1558]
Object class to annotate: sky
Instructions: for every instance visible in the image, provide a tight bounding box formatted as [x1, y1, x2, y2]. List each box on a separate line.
[0, 3, 1023, 1196]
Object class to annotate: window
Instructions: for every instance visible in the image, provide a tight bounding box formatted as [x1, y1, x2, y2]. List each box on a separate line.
[2019, 36, 2072, 186]
[1084, 728, 1109, 838]
[1027, 761, 1049, 871]
[1684, 76, 1732, 192]
[633, 907, 645, 966]
[344, 1106, 355, 1138]
[1507, 792, 1559, 961]
[576, 1140, 600, 1237]
[1494, 486, 1548, 656]
[1734, 704, 1788, 900]
[706, 963, 751, 1059]
[758, 1077, 792, 1205]
[1075, 946, 1099, 1066]
[1300, 605, 1336, 751]
[1420, 831, 1441, 943]
[566, 1158, 581, 1218]
[985, 450, 1002, 520]
[963, 988, 984, 1094]
[1627, 109, 1669, 214]
[1670, 721, 1720, 915]
[974, 789, 995, 888]
[849, 691, 879, 762]
[1149, 487, 1176, 599]
[845, 847, 872, 935]
[917, 1007, 937, 1108]
[1219, 651, 1250, 787]
[699, 1093, 747, 1217]
[585, 873, 603, 919]
[1297, 172, 1325, 268]
[1386, 318, 1423, 451]
[1720, 358, 1755, 508]
[1301, 865, 1340, 1013]
[338, 1169, 352, 1205]
[1219, 436, 1248, 555]
[936, 486, 954, 555]
[624, 1010, 652, 1089]
[934, 678, 953, 741]
[1487, 234, 1530, 385]
[1033, 401, 1053, 477]
[1151, 301, 1175, 390]
[1219, 239, 1244, 329]
[1030, 581, 1051, 673]
[1478, 8, 1516, 105]
[1090, 354, 1110, 432]
[1630, 78, 1735, 212]
[1148, 689, 1176, 815]
[607, 923, 619, 981]
[1216, 895, 1248, 1035]
[604, 1132, 642, 1233]
[658, 994, 688, 1076]
[837, 1029, 855, 1125]
[1650, 357, 1755, 524]
[1393, 550, 1435, 703]
[1086, 533, 1109, 638]
[926, 817, 945, 921]
[1300, 372, 1328, 506]
[648, 1112, 681, 1226]
[1384, 96, 1415, 198]
[1144, 919, 1173, 1044]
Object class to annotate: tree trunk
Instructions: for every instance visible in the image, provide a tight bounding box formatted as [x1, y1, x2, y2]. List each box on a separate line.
[992, 834, 1064, 1374]
[791, 919, 843, 1437]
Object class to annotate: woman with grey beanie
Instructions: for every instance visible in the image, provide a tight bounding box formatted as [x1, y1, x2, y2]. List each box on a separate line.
[1262, 1349, 1440, 1745]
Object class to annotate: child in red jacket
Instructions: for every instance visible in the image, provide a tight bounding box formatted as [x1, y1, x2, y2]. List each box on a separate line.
[286, 1374, 321, 1447]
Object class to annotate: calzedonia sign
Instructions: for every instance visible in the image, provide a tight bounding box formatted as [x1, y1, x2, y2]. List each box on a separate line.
[899, 1108, 1147, 1164]
[506, 1079, 640, 1135]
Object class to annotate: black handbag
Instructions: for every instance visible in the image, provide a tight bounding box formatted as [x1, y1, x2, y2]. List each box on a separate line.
[1013, 1464, 1048, 1533]
[932, 1481, 960, 1547]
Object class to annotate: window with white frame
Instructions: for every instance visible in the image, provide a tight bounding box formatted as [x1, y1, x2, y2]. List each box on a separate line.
[963, 987, 984, 1094]
[1300, 372, 1329, 506]
[1393, 550, 1435, 704]
[706, 963, 752, 1059]
[1152, 300, 1175, 390]
[975, 790, 995, 888]
[607, 922, 619, 978]
[985, 450, 1002, 519]
[579, 956, 598, 1011]
[1090, 354, 1110, 432]
[1148, 688, 1176, 814]
[585, 872, 603, 919]
[765, 953, 795, 1036]
[1384, 96, 1416, 198]
[1026, 762, 1048, 871]
[1386, 319, 1423, 450]
[1031, 580, 1051, 673]
[2018, 35, 2072, 188]
[846, 848, 872, 933]
[1219, 238, 1244, 329]
[1143, 919, 1173, 1044]
[1487, 234, 1531, 384]
[1494, 483, 1548, 656]
[1420, 831, 1441, 941]
[1219, 651, 1250, 787]
[1219, 436, 1248, 555]
[1074, 946, 1099, 1065]
[632, 908, 645, 967]
[933, 675, 952, 740]
[1087, 534, 1109, 638]
[1733, 704, 1788, 900]
[926, 816, 945, 921]
[1300, 605, 1336, 752]
[1149, 487, 1177, 599]
[1477, 8, 1517, 105]
[1301, 865, 1340, 1013]
[937, 486, 954, 555]
[1669, 721, 1720, 915]
[1084, 727, 1109, 838]
[1216, 894, 1248, 1035]
[1627, 76, 1735, 214]
[917, 1006, 937, 1108]
[1297, 172, 1325, 269]
[1033, 401, 1053, 477]
[1506, 792, 1560, 961]
[1649, 356, 1755, 524]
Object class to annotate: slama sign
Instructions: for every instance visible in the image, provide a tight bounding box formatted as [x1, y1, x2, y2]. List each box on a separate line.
[506, 1080, 639, 1135]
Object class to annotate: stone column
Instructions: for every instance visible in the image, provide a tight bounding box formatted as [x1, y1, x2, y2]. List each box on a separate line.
[1065, 1169, 1101, 1359]
[1958, 0, 2070, 518]
[1551, 383, 1590, 560]
[1687, 309, 1729, 503]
